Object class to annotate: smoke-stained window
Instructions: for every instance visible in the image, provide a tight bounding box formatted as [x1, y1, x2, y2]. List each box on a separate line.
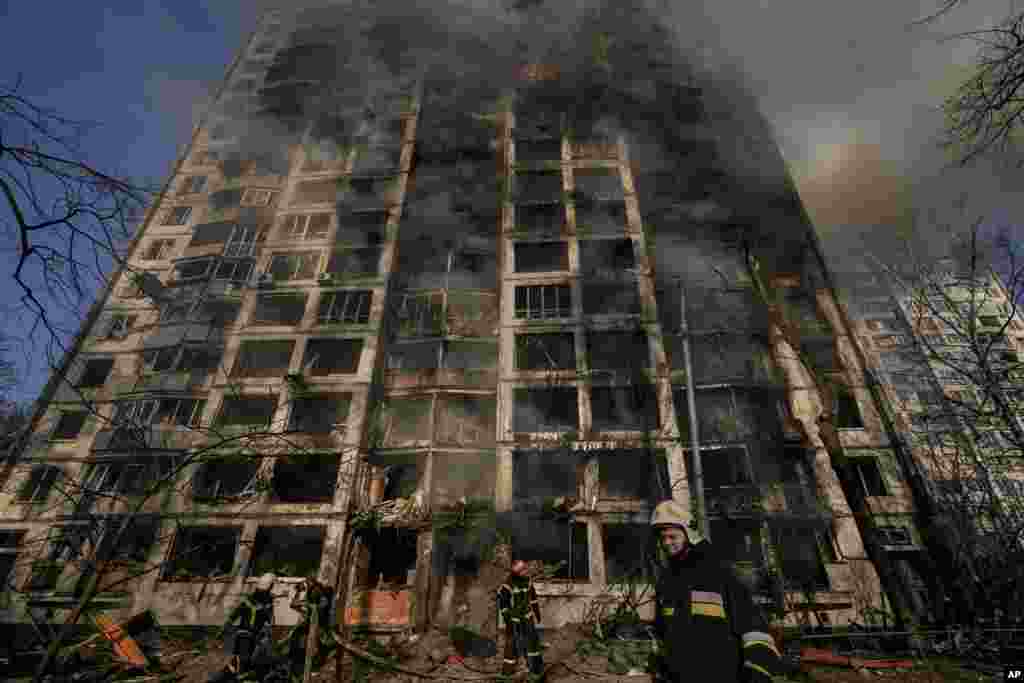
[515, 333, 576, 371]
[514, 242, 569, 273]
[232, 340, 295, 378]
[513, 387, 579, 432]
[303, 338, 363, 375]
[590, 385, 658, 431]
[251, 292, 308, 326]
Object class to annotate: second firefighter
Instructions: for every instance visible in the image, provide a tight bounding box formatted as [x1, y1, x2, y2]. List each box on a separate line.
[497, 559, 544, 678]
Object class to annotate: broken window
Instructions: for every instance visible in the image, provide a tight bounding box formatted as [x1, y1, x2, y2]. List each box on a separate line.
[289, 395, 352, 433]
[142, 239, 176, 261]
[582, 281, 641, 316]
[514, 242, 568, 273]
[431, 451, 497, 506]
[0, 530, 24, 595]
[393, 292, 445, 336]
[187, 221, 234, 248]
[876, 526, 913, 546]
[436, 396, 496, 446]
[163, 206, 193, 226]
[51, 411, 88, 440]
[709, 519, 763, 564]
[834, 387, 864, 428]
[27, 525, 87, 591]
[387, 341, 440, 370]
[151, 398, 206, 427]
[514, 284, 572, 320]
[273, 455, 339, 502]
[210, 189, 243, 211]
[689, 335, 777, 385]
[603, 523, 649, 583]
[361, 527, 418, 587]
[511, 517, 589, 581]
[251, 292, 308, 326]
[382, 397, 433, 446]
[514, 170, 562, 204]
[515, 333, 576, 371]
[317, 289, 372, 325]
[78, 358, 115, 388]
[336, 210, 387, 245]
[216, 396, 278, 429]
[18, 465, 61, 503]
[180, 175, 207, 194]
[377, 457, 420, 500]
[591, 385, 659, 431]
[143, 345, 220, 375]
[579, 239, 635, 277]
[281, 213, 331, 240]
[573, 167, 623, 201]
[851, 458, 887, 497]
[587, 330, 648, 373]
[249, 526, 325, 578]
[303, 338, 363, 375]
[574, 199, 627, 235]
[516, 204, 564, 233]
[325, 247, 381, 277]
[685, 288, 764, 333]
[268, 251, 320, 281]
[702, 447, 754, 489]
[769, 523, 831, 591]
[515, 138, 562, 163]
[598, 449, 669, 500]
[84, 456, 182, 497]
[352, 146, 401, 175]
[293, 179, 340, 205]
[512, 449, 581, 505]
[513, 387, 579, 432]
[192, 455, 262, 500]
[232, 340, 294, 378]
[164, 526, 240, 580]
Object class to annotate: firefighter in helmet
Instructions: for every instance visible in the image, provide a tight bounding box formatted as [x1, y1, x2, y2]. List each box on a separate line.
[650, 501, 782, 683]
[497, 559, 544, 679]
[212, 573, 276, 682]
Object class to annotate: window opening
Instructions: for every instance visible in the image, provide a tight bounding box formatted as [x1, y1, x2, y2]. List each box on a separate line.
[579, 238, 635, 276]
[515, 333, 576, 371]
[214, 258, 255, 282]
[382, 397, 433, 446]
[164, 526, 240, 580]
[272, 455, 340, 502]
[105, 314, 137, 339]
[224, 225, 264, 258]
[573, 167, 623, 201]
[303, 338, 363, 375]
[249, 526, 325, 577]
[512, 517, 589, 581]
[514, 242, 568, 273]
[590, 385, 658, 431]
[603, 523, 649, 582]
[232, 340, 294, 378]
[251, 292, 308, 326]
[709, 519, 763, 564]
[393, 292, 445, 336]
[18, 465, 61, 502]
[192, 456, 262, 500]
[268, 251, 320, 281]
[174, 258, 216, 282]
[587, 330, 648, 372]
[516, 204, 564, 233]
[325, 247, 381, 277]
[188, 221, 234, 248]
[289, 395, 351, 433]
[78, 358, 114, 388]
[513, 387, 579, 432]
[598, 449, 668, 500]
[514, 284, 572, 320]
[360, 528, 417, 588]
[142, 239, 176, 261]
[574, 199, 627, 235]
[512, 449, 581, 506]
[164, 206, 193, 226]
[515, 138, 562, 163]
[430, 451, 497, 506]
[770, 524, 831, 591]
[835, 387, 864, 428]
[216, 396, 278, 428]
[282, 213, 331, 240]
[52, 411, 88, 440]
[582, 281, 641, 316]
[851, 458, 887, 497]
[318, 289, 372, 325]
[514, 170, 562, 204]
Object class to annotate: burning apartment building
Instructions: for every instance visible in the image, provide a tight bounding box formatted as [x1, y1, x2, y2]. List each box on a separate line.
[1, 0, 939, 636]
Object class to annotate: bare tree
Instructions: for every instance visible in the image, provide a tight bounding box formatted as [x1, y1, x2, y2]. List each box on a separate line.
[0, 75, 155, 363]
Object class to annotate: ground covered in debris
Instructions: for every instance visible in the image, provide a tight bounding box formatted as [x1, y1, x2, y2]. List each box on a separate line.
[147, 627, 1002, 683]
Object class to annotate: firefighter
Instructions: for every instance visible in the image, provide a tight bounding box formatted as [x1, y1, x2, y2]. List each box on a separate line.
[497, 559, 544, 680]
[212, 573, 277, 682]
[650, 501, 782, 683]
[285, 576, 336, 677]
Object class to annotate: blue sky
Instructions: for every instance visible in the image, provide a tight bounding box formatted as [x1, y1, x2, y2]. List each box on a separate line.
[1, 1, 257, 403]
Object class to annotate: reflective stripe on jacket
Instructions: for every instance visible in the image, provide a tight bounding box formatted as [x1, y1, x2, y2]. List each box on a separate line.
[654, 541, 781, 683]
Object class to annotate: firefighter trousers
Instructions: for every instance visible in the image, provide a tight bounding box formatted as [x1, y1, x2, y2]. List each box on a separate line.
[503, 620, 543, 677]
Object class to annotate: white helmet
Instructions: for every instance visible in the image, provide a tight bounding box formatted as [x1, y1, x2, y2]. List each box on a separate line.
[650, 500, 706, 544]
[256, 573, 276, 591]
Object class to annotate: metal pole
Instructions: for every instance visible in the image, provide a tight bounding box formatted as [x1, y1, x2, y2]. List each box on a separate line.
[678, 279, 707, 540]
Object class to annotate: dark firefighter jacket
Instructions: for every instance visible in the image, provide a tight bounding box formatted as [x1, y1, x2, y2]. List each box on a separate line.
[654, 541, 782, 683]
[497, 574, 542, 625]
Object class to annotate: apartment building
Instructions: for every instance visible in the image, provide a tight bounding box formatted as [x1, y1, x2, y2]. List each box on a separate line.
[2, 1, 906, 634]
